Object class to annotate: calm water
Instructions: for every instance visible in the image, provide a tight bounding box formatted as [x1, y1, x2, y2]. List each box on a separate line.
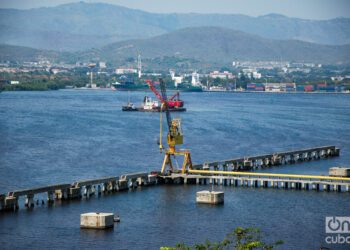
[0, 90, 349, 249]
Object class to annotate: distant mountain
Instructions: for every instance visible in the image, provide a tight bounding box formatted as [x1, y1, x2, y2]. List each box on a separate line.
[1, 27, 348, 67]
[79, 27, 350, 65]
[0, 44, 73, 62]
[0, 2, 349, 51]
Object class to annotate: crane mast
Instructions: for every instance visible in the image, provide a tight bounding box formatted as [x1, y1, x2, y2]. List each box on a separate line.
[158, 78, 192, 175]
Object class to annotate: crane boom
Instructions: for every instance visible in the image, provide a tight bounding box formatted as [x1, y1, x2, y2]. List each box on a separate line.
[145, 79, 184, 108]
[159, 78, 172, 133]
[145, 80, 164, 103]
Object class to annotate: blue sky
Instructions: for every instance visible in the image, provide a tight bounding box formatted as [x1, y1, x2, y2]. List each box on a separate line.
[0, 0, 349, 20]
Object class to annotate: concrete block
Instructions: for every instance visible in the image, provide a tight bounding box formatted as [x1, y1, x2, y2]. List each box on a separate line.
[80, 212, 114, 229]
[196, 191, 224, 204]
[329, 167, 350, 177]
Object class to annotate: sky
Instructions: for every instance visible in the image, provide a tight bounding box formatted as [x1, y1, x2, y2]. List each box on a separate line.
[0, 0, 349, 20]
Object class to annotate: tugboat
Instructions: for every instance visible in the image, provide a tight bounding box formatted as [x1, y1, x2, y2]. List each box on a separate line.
[122, 102, 137, 111]
[122, 80, 187, 112]
[122, 91, 138, 111]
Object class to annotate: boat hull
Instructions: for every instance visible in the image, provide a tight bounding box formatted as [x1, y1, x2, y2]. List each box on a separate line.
[122, 107, 186, 112]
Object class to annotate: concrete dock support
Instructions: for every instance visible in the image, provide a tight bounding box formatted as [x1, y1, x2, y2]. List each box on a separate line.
[0, 197, 5, 211]
[4, 197, 19, 211]
[97, 185, 102, 195]
[25, 194, 34, 208]
[70, 187, 81, 199]
[80, 212, 114, 229]
[118, 180, 128, 191]
[55, 189, 69, 200]
[137, 177, 144, 186]
[84, 186, 93, 198]
[148, 175, 157, 185]
[47, 191, 54, 204]
[105, 181, 116, 192]
[334, 148, 340, 156]
[196, 191, 224, 204]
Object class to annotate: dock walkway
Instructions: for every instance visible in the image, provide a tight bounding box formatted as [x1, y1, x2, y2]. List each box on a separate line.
[193, 145, 340, 170]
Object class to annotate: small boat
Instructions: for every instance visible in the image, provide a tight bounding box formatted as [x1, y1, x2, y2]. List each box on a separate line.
[122, 102, 137, 111]
[122, 91, 137, 111]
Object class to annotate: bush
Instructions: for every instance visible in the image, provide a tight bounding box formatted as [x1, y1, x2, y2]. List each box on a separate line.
[162, 227, 283, 250]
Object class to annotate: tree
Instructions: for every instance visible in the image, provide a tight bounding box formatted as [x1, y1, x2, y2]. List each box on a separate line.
[161, 227, 283, 250]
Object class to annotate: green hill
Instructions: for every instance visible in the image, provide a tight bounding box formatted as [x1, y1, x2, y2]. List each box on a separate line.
[0, 2, 349, 51]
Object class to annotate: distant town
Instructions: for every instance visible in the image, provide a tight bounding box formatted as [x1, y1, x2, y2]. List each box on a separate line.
[0, 56, 349, 93]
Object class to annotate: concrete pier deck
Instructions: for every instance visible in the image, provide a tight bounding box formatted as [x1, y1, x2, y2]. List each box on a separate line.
[0, 173, 154, 212]
[163, 171, 350, 192]
[192, 145, 340, 171]
[0, 145, 346, 213]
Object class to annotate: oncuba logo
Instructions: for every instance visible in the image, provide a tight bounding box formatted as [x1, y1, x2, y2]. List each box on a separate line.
[326, 217, 350, 233]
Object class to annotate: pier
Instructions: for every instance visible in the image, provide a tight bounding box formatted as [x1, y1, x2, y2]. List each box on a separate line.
[167, 171, 350, 192]
[1, 170, 349, 212]
[0, 173, 155, 212]
[0, 145, 347, 213]
[192, 146, 340, 171]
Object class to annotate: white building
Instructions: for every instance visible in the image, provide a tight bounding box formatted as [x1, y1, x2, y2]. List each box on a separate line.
[209, 71, 234, 79]
[10, 81, 19, 85]
[191, 71, 200, 86]
[240, 68, 261, 79]
[265, 83, 296, 92]
[115, 68, 137, 74]
[169, 70, 183, 87]
[99, 62, 106, 69]
[252, 71, 262, 79]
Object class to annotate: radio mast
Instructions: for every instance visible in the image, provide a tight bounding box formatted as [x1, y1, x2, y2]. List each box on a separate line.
[137, 54, 142, 78]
